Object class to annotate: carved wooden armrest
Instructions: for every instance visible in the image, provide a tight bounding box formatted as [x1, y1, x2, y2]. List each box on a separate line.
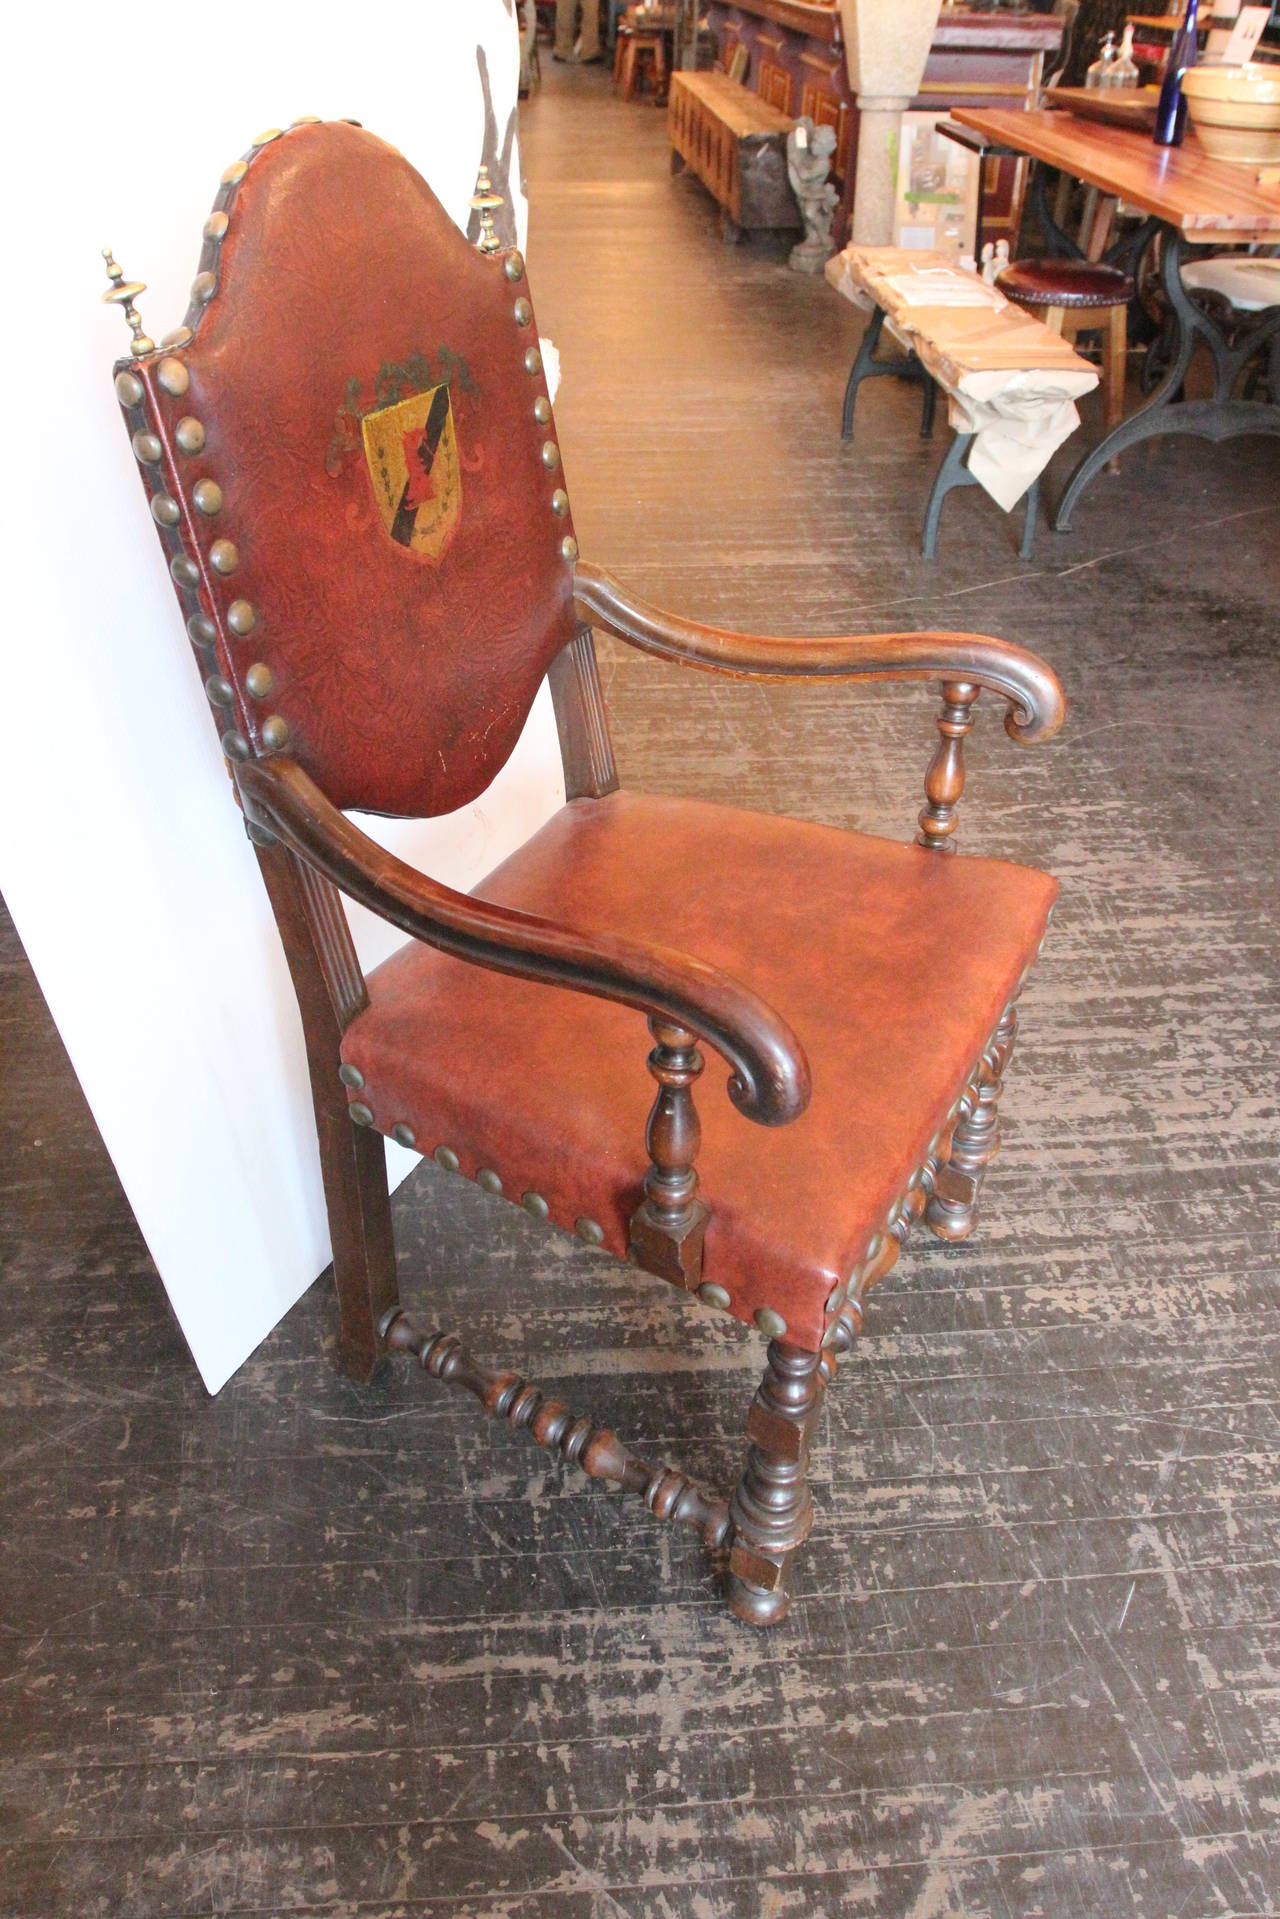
[574, 563, 1066, 851]
[236, 757, 812, 1289]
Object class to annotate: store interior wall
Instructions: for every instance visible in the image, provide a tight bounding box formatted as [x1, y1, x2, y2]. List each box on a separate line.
[0, 0, 566, 1392]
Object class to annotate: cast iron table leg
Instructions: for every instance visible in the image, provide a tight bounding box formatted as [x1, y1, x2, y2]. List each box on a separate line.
[1055, 229, 1280, 531]
[922, 433, 1039, 561]
[842, 304, 936, 441]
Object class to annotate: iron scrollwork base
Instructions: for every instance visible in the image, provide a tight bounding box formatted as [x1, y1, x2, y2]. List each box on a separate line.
[842, 305, 938, 442]
[1054, 229, 1280, 530]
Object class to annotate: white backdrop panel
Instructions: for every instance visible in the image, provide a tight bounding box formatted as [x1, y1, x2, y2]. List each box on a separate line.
[0, 2, 566, 1392]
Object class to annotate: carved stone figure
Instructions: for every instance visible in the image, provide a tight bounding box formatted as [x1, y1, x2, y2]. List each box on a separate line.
[786, 119, 839, 274]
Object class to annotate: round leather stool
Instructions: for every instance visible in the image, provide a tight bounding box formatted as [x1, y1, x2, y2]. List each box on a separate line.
[996, 259, 1134, 468]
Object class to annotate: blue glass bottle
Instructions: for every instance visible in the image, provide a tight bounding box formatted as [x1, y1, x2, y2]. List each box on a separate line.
[1154, 0, 1200, 146]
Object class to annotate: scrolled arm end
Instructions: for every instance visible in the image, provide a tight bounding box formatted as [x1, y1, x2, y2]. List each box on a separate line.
[727, 1048, 810, 1129]
[997, 655, 1066, 748]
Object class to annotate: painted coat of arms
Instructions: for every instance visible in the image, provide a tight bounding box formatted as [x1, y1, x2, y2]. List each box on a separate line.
[360, 382, 462, 562]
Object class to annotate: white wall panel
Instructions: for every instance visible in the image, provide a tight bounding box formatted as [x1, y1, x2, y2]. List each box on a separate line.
[0, 1, 565, 1391]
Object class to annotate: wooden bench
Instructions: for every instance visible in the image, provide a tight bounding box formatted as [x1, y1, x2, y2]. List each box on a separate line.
[827, 246, 1100, 560]
[668, 70, 800, 242]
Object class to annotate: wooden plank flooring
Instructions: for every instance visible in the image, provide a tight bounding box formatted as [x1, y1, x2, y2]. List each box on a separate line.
[2, 58, 1279, 1919]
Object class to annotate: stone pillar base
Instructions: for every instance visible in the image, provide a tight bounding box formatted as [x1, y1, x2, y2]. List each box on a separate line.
[851, 95, 912, 247]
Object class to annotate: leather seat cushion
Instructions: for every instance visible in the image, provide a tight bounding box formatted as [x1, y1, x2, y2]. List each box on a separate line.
[340, 792, 1057, 1350]
[997, 258, 1134, 309]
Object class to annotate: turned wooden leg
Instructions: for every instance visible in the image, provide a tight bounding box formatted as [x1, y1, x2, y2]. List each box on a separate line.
[926, 1001, 1018, 1244]
[1103, 303, 1128, 472]
[728, 1340, 825, 1627]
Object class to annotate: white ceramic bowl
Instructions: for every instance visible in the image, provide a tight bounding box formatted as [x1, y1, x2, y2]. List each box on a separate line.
[1183, 64, 1280, 163]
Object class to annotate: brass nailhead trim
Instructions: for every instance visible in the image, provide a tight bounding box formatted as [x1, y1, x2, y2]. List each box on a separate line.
[151, 494, 179, 527]
[540, 441, 560, 471]
[221, 160, 248, 186]
[338, 1063, 364, 1088]
[205, 675, 234, 707]
[192, 272, 216, 305]
[175, 417, 206, 454]
[187, 613, 216, 646]
[575, 1216, 604, 1246]
[170, 553, 199, 586]
[391, 1123, 417, 1149]
[245, 663, 274, 699]
[513, 296, 532, 326]
[434, 1145, 460, 1172]
[132, 431, 161, 464]
[260, 714, 289, 751]
[522, 1191, 549, 1220]
[551, 488, 569, 517]
[204, 212, 229, 242]
[254, 127, 283, 145]
[561, 535, 579, 563]
[161, 326, 193, 349]
[523, 346, 542, 375]
[754, 1307, 788, 1339]
[348, 1102, 374, 1127]
[221, 731, 250, 761]
[193, 479, 223, 516]
[209, 539, 239, 574]
[227, 599, 256, 636]
[115, 371, 144, 407]
[698, 1282, 731, 1310]
[157, 358, 190, 396]
[477, 1168, 503, 1195]
[504, 251, 525, 283]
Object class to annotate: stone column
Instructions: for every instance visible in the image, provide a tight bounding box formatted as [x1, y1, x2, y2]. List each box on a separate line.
[839, 0, 944, 246]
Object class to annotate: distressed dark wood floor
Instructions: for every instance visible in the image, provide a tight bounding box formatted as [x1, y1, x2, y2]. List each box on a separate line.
[3, 59, 1280, 1919]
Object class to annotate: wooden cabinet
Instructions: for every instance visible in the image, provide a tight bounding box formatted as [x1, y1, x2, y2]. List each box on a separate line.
[755, 35, 795, 113]
[705, 3, 1063, 246]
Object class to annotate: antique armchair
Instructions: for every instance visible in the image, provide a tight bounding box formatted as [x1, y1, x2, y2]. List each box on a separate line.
[108, 120, 1064, 1625]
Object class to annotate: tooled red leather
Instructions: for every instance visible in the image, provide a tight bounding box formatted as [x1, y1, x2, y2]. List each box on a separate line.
[340, 793, 1058, 1350]
[139, 122, 577, 816]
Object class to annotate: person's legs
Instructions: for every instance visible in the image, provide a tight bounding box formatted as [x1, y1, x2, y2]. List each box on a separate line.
[579, 0, 602, 60]
[554, 0, 577, 59]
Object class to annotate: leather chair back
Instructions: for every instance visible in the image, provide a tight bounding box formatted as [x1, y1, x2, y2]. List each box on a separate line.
[115, 121, 577, 816]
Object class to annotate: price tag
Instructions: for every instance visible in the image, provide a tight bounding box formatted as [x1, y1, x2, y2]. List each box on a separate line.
[1221, 6, 1270, 62]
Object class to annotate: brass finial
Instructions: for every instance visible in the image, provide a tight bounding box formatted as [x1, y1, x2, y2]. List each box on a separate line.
[100, 247, 155, 357]
[470, 165, 504, 254]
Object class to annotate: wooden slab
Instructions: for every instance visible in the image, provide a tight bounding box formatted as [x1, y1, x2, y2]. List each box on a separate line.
[830, 246, 1098, 380]
[952, 105, 1280, 238]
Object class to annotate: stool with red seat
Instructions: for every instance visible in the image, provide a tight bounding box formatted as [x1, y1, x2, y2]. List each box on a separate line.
[997, 258, 1134, 469]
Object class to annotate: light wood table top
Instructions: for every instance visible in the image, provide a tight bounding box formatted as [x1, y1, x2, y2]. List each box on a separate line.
[952, 106, 1280, 241]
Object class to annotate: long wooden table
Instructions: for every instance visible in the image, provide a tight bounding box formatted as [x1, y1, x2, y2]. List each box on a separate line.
[953, 106, 1280, 245]
[944, 108, 1280, 528]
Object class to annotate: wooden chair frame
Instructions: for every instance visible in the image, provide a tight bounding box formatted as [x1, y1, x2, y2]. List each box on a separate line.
[234, 565, 1062, 1627]
[109, 119, 1064, 1626]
